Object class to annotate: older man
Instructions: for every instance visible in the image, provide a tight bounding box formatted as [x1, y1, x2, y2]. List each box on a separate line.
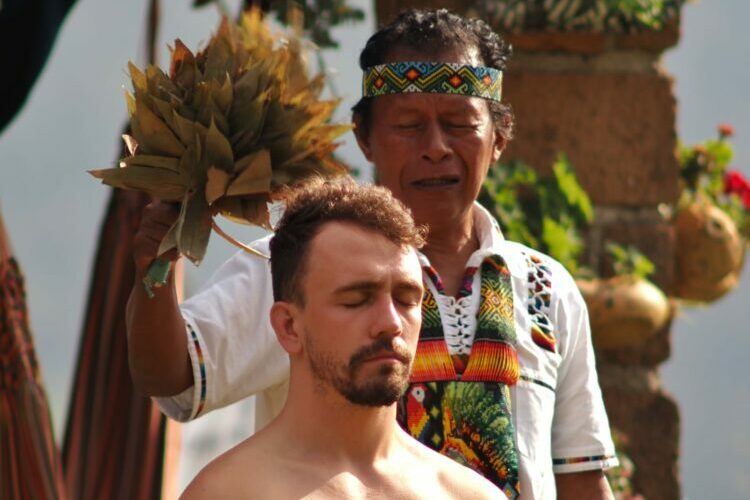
[128, 9, 617, 499]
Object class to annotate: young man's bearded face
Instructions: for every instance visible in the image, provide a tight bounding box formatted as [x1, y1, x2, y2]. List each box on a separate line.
[293, 222, 423, 407]
[305, 333, 413, 406]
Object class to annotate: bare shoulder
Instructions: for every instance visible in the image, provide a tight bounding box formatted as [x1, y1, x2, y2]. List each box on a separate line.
[181, 438, 269, 500]
[401, 433, 504, 499]
[435, 459, 505, 499]
[181, 458, 236, 499]
[181, 462, 232, 500]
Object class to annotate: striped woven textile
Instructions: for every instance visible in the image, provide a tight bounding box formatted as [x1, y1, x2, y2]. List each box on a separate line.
[0, 210, 66, 499]
[61, 188, 167, 500]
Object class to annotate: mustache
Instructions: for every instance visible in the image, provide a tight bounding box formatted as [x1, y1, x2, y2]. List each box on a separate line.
[348, 337, 412, 369]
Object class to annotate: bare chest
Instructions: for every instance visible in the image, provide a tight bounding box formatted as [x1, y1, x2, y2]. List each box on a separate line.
[266, 466, 453, 500]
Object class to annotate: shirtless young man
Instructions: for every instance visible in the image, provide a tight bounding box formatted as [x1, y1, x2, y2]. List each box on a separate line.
[181, 180, 502, 499]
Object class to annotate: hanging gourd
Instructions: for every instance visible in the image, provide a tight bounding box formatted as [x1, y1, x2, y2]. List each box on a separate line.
[578, 276, 671, 350]
[672, 124, 748, 303]
[577, 243, 670, 350]
[674, 200, 745, 302]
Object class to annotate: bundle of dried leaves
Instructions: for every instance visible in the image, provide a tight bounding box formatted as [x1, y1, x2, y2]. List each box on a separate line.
[90, 10, 349, 268]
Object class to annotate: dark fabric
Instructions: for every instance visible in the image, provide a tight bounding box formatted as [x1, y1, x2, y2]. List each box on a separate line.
[61, 187, 167, 500]
[0, 0, 78, 132]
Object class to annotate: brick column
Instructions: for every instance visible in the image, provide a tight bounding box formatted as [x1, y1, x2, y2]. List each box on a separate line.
[502, 26, 682, 500]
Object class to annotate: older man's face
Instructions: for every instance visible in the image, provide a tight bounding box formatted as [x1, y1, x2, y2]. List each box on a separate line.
[356, 47, 504, 232]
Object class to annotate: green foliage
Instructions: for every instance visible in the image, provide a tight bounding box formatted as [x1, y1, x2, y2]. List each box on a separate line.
[471, 0, 683, 34]
[479, 154, 593, 275]
[270, 0, 365, 48]
[679, 124, 750, 241]
[613, 0, 667, 27]
[605, 241, 655, 279]
[194, 0, 365, 48]
[680, 139, 731, 197]
[552, 155, 594, 221]
[480, 155, 661, 279]
[605, 430, 641, 499]
[541, 216, 584, 275]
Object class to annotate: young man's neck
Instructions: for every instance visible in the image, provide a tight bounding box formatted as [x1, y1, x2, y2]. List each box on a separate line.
[272, 376, 401, 465]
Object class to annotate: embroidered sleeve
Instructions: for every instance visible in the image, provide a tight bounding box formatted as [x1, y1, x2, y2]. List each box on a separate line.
[550, 268, 618, 473]
[155, 237, 289, 421]
[524, 253, 557, 353]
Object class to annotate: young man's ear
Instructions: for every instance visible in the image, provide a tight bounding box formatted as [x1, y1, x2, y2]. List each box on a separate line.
[270, 302, 304, 355]
[353, 115, 374, 162]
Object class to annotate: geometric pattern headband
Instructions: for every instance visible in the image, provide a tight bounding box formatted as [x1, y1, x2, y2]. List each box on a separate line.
[362, 62, 503, 102]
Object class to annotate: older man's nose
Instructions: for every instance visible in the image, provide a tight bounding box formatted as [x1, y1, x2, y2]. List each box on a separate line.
[421, 122, 451, 163]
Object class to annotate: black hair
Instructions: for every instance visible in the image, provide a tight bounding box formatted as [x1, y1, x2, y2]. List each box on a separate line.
[352, 8, 514, 141]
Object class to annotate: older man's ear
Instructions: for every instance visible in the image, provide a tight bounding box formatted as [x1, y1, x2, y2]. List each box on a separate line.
[492, 130, 506, 164]
[353, 116, 374, 162]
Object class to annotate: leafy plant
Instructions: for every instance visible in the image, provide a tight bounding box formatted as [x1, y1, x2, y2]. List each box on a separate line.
[270, 0, 365, 48]
[194, 0, 365, 48]
[678, 123, 750, 240]
[605, 430, 645, 500]
[90, 11, 349, 294]
[479, 154, 593, 275]
[605, 242, 655, 280]
[480, 155, 659, 281]
[470, 0, 683, 34]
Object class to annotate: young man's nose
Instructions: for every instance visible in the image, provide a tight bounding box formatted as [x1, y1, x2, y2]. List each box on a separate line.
[370, 297, 403, 339]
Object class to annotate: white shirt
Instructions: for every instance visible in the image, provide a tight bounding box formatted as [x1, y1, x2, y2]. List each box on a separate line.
[157, 203, 617, 498]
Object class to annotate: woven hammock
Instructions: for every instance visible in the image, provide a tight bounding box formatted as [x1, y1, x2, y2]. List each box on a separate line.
[0, 211, 66, 500]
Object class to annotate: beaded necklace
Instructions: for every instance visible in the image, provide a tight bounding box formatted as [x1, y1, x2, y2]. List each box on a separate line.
[411, 254, 519, 384]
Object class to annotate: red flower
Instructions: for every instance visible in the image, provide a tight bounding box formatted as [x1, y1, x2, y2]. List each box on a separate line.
[724, 170, 750, 209]
[725, 170, 750, 193]
[718, 123, 735, 138]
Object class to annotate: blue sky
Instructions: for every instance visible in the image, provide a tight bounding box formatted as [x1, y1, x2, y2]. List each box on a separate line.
[0, 0, 748, 498]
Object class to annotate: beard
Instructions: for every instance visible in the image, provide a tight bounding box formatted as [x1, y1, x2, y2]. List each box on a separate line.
[305, 336, 413, 407]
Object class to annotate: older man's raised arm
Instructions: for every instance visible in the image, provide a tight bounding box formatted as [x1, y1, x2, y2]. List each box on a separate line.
[126, 201, 192, 397]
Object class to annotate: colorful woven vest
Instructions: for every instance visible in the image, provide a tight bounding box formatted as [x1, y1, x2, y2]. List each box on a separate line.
[397, 255, 521, 499]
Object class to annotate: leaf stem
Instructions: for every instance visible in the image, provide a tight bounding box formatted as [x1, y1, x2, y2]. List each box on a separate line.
[211, 218, 269, 259]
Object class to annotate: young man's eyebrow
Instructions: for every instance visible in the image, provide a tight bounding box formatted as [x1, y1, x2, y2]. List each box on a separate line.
[395, 279, 424, 294]
[332, 281, 382, 294]
[332, 278, 423, 295]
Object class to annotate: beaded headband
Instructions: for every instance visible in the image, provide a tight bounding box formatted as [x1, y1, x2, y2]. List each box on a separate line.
[362, 62, 503, 102]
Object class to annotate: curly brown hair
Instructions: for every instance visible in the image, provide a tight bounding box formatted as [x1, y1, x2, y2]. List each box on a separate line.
[269, 178, 426, 304]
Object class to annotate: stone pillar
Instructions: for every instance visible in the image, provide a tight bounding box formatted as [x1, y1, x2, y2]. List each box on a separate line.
[501, 25, 682, 500]
[373, 4, 683, 498]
